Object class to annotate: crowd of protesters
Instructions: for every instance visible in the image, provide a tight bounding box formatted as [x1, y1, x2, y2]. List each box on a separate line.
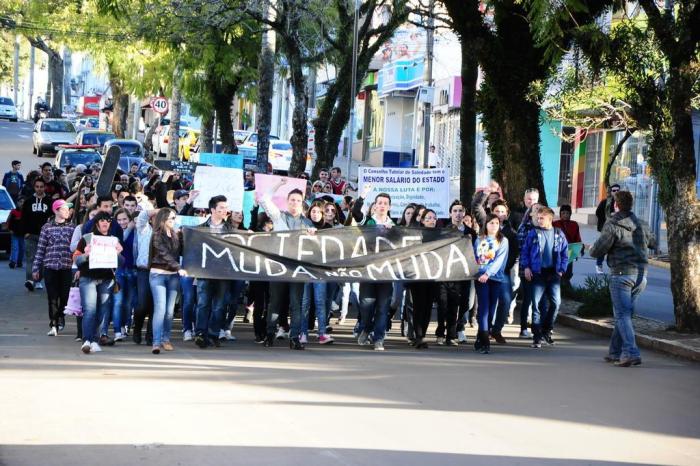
[2, 156, 654, 367]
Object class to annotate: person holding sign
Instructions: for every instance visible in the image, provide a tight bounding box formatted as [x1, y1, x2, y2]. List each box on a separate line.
[73, 212, 124, 354]
[148, 208, 183, 355]
[351, 184, 394, 352]
[260, 177, 314, 350]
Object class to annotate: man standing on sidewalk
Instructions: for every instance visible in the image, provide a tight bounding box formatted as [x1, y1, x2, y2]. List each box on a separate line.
[22, 178, 52, 291]
[590, 191, 655, 367]
[32, 200, 76, 336]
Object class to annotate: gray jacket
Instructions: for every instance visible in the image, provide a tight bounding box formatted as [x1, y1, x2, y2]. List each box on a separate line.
[261, 192, 313, 232]
[589, 211, 656, 275]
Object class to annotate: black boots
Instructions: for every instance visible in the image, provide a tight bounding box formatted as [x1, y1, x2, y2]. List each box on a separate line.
[290, 337, 305, 350]
[263, 333, 275, 347]
[474, 331, 491, 354]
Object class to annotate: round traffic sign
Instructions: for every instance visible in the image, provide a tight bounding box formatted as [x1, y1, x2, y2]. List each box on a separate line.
[150, 97, 169, 115]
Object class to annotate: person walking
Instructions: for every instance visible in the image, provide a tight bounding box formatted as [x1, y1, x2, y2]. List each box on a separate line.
[21, 178, 52, 291]
[3, 160, 24, 202]
[590, 191, 655, 367]
[595, 184, 620, 274]
[32, 200, 76, 337]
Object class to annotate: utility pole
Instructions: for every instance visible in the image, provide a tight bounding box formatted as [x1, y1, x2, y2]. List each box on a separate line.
[345, 0, 360, 180]
[27, 46, 34, 120]
[13, 35, 19, 110]
[421, 0, 435, 168]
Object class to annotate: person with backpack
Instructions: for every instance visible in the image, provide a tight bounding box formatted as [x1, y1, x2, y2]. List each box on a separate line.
[520, 207, 569, 349]
[2, 160, 24, 202]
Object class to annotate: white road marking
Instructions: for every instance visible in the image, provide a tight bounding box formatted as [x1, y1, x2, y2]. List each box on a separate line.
[17, 134, 29, 138]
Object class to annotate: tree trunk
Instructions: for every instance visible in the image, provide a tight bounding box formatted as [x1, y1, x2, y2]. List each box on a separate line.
[604, 128, 635, 188]
[459, 39, 478, 204]
[200, 110, 214, 154]
[288, 57, 309, 176]
[109, 70, 129, 138]
[48, 50, 63, 118]
[256, 3, 275, 174]
[63, 47, 72, 107]
[311, 80, 341, 178]
[214, 86, 237, 154]
[167, 62, 183, 161]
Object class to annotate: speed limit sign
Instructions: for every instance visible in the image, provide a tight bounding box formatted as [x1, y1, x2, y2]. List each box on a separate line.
[150, 97, 169, 115]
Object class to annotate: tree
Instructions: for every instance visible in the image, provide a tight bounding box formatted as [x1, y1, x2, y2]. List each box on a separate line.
[536, 1, 700, 331]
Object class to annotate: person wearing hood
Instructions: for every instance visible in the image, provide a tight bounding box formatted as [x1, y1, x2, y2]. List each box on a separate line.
[590, 190, 655, 367]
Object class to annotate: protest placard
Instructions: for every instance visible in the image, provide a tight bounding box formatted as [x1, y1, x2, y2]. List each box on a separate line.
[254, 174, 307, 211]
[197, 153, 244, 169]
[357, 167, 450, 217]
[242, 190, 256, 229]
[89, 235, 119, 269]
[193, 166, 244, 210]
[153, 159, 202, 173]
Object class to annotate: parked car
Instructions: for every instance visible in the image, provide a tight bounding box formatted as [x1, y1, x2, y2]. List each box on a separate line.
[234, 130, 251, 145]
[103, 139, 145, 159]
[239, 132, 280, 150]
[267, 141, 315, 174]
[154, 125, 190, 158]
[32, 119, 78, 157]
[117, 156, 151, 179]
[0, 97, 18, 122]
[75, 117, 100, 132]
[0, 186, 16, 256]
[54, 146, 104, 169]
[75, 130, 115, 150]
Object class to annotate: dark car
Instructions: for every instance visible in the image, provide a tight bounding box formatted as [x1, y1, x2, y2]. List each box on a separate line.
[75, 130, 115, 150]
[54, 147, 104, 169]
[118, 156, 152, 179]
[103, 139, 145, 158]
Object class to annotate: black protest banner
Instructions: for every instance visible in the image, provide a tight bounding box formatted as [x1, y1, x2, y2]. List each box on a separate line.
[182, 226, 478, 283]
[153, 159, 203, 173]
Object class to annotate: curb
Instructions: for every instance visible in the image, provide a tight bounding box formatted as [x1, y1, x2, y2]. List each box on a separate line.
[558, 311, 700, 363]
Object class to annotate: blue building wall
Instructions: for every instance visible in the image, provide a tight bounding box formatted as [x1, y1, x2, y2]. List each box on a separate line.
[540, 114, 563, 206]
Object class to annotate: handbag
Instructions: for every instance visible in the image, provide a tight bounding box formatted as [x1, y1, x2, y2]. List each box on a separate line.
[64, 282, 83, 316]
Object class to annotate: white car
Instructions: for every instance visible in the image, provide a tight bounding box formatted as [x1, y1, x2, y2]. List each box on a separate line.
[0, 97, 18, 122]
[32, 119, 78, 157]
[239, 132, 280, 150]
[154, 125, 189, 158]
[75, 117, 100, 132]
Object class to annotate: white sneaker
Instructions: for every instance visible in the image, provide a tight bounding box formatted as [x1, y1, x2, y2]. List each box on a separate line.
[596, 265, 605, 274]
[81, 341, 91, 354]
[183, 330, 193, 342]
[331, 302, 340, 312]
[89, 341, 102, 353]
[299, 334, 308, 344]
[275, 328, 288, 340]
[218, 329, 226, 340]
[47, 327, 58, 337]
[114, 332, 126, 342]
[224, 330, 236, 341]
[457, 331, 467, 343]
[436, 337, 445, 346]
[121, 326, 129, 336]
[35, 281, 43, 290]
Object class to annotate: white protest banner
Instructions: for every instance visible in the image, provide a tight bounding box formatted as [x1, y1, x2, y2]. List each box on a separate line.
[357, 167, 450, 217]
[193, 166, 244, 211]
[254, 173, 307, 211]
[89, 235, 119, 269]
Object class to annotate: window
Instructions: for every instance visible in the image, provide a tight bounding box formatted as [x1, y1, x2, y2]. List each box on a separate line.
[0, 97, 14, 106]
[41, 121, 76, 133]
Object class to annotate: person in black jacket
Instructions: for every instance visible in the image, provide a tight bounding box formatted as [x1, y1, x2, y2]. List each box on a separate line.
[594, 184, 620, 273]
[148, 207, 183, 355]
[489, 200, 520, 343]
[21, 178, 53, 291]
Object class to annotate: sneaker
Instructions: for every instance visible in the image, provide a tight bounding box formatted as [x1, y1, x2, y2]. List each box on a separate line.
[152, 345, 160, 354]
[357, 331, 370, 346]
[35, 281, 43, 290]
[331, 301, 340, 312]
[162, 341, 174, 351]
[90, 341, 102, 353]
[114, 332, 126, 342]
[275, 328, 289, 340]
[446, 339, 459, 347]
[99, 335, 115, 346]
[374, 340, 385, 351]
[436, 337, 445, 346]
[24, 280, 34, 292]
[218, 329, 226, 340]
[542, 332, 555, 346]
[211, 337, 221, 348]
[194, 335, 208, 349]
[531, 341, 542, 349]
[615, 357, 642, 367]
[596, 265, 605, 274]
[47, 327, 58, 337]
[183, 330, 193, 342]
[8, 261, 15, 269]
[491, 332, 507, 344]
[299, 334, 308, 344]
[457, 331, 467, 343]
[81, 341, 91, 353]
[74, 336, 82, 342]
[290, 337, 305, 350]
[319, 335, 334, 345]
[58, 323, 65, 331]
[519, 329, 531, 339]
[224, 330, 237, 341]
[603, 355, 620, 363]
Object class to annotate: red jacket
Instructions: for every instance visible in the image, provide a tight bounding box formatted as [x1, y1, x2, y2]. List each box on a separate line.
[553, 219, 582, 244]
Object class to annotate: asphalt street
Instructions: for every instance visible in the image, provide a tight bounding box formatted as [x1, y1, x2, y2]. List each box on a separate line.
[0, 257, 699, 466]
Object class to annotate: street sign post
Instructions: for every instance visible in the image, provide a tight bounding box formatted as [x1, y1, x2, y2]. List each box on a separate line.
[150, 97, 169, 115]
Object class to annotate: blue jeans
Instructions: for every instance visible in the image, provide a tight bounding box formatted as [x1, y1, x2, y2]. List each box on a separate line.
[10, 234, 24, 264]
[149, 272, 180, 346]
[302, 282, 328, 337]
[492, 274, 513, 333]
[475, 280, 503, 333]
[358, 282, 392, 342]
[196, 278, 230, 341]
[104, 268, 137, 335]
[79, 276, 114, 343]
[180, 276, 196, 333]
[608, 271, 646, 359]
[530, 269, 561, 342]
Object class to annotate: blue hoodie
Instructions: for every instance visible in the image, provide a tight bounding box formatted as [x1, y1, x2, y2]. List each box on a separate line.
[520, 226, 569, 275]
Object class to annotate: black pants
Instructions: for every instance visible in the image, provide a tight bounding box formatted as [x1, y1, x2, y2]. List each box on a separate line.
[409, 282, 438, 341]
[438, 281, 466, 340]
[250, 281, 269, 339]
[44, 268, 73, 328]
[267, 282, 299, 336]
[133, 269, 153, 339]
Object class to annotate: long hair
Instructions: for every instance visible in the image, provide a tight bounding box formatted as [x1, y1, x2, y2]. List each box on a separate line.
[307, 200, 326, 224]
[398, 203, 417, 226]
[153, 207, 175, 235]
[408, 204, 426, 226]
[479, 213, 504, 243]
